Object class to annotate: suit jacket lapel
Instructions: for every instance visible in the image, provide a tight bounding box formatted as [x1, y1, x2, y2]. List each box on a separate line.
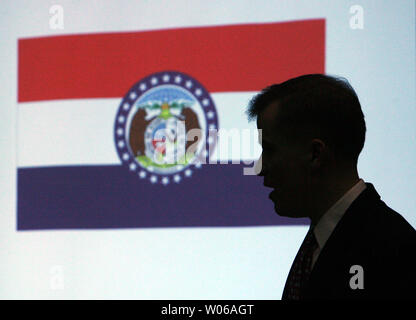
[303, 183, 381, 299]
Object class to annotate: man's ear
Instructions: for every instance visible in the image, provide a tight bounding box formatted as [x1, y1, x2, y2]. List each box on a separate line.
[309, 138, 326, 168]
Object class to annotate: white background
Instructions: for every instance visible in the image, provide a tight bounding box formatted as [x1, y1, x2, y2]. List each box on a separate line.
[0, 0, 415, 299]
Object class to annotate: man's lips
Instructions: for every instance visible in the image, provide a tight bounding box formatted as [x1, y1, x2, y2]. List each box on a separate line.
[268, 189, 278, 199]
[264, 183, 277, 199]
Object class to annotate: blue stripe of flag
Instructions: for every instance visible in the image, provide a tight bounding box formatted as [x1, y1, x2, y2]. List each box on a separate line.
[17, 164, 308, 230]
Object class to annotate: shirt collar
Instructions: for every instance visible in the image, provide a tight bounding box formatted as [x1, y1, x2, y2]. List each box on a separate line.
[312, 179, 367, 250]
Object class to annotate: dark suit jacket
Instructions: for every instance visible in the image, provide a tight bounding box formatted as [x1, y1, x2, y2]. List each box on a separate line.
[299, 183, 416, 299]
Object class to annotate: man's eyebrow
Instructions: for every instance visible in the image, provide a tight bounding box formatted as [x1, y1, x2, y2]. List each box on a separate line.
[260, 138, 274, 146]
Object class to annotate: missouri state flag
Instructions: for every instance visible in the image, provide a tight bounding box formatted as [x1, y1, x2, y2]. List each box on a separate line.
[17, 19, 324, 230]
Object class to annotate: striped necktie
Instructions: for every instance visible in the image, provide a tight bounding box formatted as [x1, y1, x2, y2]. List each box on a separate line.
[282, 229, 319, 300]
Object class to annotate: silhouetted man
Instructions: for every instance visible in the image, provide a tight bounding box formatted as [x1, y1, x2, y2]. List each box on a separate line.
[247, 74, 416, 300]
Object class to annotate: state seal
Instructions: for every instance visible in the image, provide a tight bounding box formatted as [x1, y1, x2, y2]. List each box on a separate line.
[114, 71, 219, 185]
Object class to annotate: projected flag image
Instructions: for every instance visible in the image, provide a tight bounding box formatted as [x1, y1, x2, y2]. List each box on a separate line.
[17, 20, 325, 230]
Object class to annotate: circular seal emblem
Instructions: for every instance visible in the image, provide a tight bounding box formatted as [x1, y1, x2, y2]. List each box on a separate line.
[114, 71, 219, 185]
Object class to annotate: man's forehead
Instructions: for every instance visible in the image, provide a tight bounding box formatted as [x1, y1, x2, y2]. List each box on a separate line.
[256, 101, 280, 133]
[255, 102, 280, 147]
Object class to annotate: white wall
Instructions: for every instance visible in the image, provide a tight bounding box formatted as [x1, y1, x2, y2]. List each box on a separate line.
[0, 0, 414, 299]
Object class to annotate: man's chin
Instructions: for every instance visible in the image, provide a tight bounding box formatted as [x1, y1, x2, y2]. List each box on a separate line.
[273, 203, 306, 219]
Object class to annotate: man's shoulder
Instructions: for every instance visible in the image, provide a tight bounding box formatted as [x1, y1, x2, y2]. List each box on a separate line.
[336, 182, 416, 245]
[306, 194, 416, 299]
[349, 198, 416, 246]
[376, 202, 415, 237]
[318, 187, 416, 271]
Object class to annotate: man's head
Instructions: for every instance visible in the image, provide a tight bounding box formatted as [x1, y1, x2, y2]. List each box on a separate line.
[247, 74, 366, 222]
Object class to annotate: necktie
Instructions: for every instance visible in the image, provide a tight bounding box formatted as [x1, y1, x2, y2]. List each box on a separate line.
[282, 229, 319, 300]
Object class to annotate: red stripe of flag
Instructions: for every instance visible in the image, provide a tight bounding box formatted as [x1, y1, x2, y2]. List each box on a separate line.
[18, 19, 325, 102]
